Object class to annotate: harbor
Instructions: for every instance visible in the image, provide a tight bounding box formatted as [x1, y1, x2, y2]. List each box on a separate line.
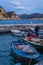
[0, 32, 43, 65]
[0, 20, 43, 65]
[0, 24, 43, 65]
[0, 0, 43, 64]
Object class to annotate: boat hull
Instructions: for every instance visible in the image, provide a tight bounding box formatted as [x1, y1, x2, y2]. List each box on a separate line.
[11, 49, 31, 64]
[23, 39, 43, 53]
[11, 30, 25, 37]
[29, 43, 43, 53]
[11, 47, 39, 65]
[11, 39, 40, 64]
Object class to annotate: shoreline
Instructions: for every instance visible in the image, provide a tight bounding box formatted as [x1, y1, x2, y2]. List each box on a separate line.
[0, 19, 43, 20]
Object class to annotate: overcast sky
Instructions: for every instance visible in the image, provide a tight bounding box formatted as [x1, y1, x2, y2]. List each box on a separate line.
[0, 0, 43, 14]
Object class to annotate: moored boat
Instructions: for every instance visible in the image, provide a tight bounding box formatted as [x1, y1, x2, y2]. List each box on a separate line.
[11, 38, 40, 64]
[10, 29, 26, 37]
[29, 27, 43, 36]
[24, 37, 43, 53]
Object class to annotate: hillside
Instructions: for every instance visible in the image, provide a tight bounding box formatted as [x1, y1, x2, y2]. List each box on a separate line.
[19, 13, 43, 19]
[0, 6, 19, 20]
[0, 6, 43, 20]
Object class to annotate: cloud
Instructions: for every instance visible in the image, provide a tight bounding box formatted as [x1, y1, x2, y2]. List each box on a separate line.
[14, 6, 25, 10]
[10, 0, 39, 11]
[10, 1, 21, 7]
[10, 1, 27, 10]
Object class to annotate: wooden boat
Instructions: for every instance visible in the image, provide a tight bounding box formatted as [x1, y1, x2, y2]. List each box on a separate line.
[10, 29, 26, 37]
[11, 38, 40, 64]
[24, 37, 43, 53]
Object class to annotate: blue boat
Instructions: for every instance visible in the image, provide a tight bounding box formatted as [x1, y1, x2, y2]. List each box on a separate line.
[11, 38, 40, 64]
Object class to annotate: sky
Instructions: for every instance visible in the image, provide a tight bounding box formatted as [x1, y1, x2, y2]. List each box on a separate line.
[0, 0, 43, 14]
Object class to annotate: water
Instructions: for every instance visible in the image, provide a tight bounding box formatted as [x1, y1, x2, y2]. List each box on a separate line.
[0, 20, 43, 24]
[0, 33, 21, 65]
[0, 19, 43, 65]
[0, 33, 43, 65]
[0, 33, 31, 65]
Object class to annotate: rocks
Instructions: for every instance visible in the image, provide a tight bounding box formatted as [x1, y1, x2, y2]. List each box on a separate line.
[0, 6, 19, 20]
[7, 11, 19, 20]
[0, 6, 9, 19]
[0, 24, 43, 33]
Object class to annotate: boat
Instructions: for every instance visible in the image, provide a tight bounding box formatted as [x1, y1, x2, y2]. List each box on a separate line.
[11, 38, 40, 64]
[29, 27, 43, 36]
[10, 29, 26, 37]
[24, 37, 43, 53]
[34, 60, 43, 65]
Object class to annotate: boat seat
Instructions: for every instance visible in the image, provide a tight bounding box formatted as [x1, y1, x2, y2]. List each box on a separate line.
[15, 45, 35, 54]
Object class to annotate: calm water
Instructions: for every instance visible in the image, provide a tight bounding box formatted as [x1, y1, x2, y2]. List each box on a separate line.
[0, 33, 32, 65]
[0, 20, 43, 24]
[0, 33, 22, 65]
[0, 33, 43, 65]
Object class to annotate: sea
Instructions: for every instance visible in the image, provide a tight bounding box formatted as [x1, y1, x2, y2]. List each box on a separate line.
[0, 20, 43, 24]
[0, 20, 43, 65]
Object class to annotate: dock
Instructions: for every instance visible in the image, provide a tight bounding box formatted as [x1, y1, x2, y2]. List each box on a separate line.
[0, 24, 43, 33]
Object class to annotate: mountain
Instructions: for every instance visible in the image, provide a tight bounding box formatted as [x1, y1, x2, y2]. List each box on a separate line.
[19, 13, 43, 19]
[0, 6, 9, 19]
[7, 11, 19, 20]
[0, 6, 43, 20]
[0, 6, 19, 20]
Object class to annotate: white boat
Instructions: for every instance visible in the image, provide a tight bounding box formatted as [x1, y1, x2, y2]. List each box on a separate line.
[23, 37, 43, 53]
[11, 29, 26, 37]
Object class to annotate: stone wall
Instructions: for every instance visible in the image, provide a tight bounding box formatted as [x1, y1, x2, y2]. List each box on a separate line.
[0, 24, 43, 33]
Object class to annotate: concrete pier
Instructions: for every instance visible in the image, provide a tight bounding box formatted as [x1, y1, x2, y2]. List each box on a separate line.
[0, 24, 43, 33]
